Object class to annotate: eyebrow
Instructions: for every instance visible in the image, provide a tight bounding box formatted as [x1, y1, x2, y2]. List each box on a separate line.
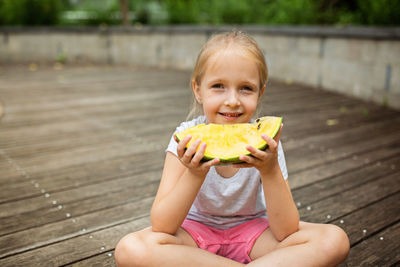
[207, 79, 224, 86]
[242, 81, 258, 89]
[207, 79, 258, 88]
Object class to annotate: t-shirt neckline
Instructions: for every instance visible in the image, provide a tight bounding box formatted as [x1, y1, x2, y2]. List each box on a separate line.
[211, 166, 245, 180]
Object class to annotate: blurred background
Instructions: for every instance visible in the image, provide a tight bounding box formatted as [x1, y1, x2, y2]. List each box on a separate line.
[2, 0, 399, 109]
[0, 0, 399, 27]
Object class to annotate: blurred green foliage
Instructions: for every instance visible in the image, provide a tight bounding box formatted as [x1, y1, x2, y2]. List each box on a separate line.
[0, 0, 399, 26]
[162, 0, 400, 25]
[0, 0, 61, 25]
[59, 0, 121, 26]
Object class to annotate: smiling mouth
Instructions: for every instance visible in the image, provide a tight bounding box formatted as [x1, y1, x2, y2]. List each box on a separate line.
[219, 112, 242, 118]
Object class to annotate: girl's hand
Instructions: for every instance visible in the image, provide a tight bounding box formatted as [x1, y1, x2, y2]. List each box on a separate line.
[174, 134, 220, 177]
[233, 124, 283, 177]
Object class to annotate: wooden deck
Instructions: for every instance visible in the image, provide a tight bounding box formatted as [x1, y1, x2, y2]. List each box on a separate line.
[0, 65, 399, 266]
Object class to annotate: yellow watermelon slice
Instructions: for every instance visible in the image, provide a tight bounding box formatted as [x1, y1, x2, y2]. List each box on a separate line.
[175, 116, 282, 164]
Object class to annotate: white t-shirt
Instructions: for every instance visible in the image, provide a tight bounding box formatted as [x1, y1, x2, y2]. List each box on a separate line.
[166, 116, 288, 229]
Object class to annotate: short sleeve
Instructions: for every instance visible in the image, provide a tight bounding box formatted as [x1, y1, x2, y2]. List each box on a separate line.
[277, 141, 288, 180]
[166, 134, 179, 157]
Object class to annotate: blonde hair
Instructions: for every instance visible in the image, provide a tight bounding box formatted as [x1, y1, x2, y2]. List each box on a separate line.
[187, 30, 268, 120]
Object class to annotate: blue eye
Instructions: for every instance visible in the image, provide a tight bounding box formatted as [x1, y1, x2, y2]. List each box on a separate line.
[212, 83, 224, 89]
[242, 86, 253, 91]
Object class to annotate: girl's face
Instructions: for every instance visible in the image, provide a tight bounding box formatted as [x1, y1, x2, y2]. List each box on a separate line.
[193, 48, 265, 124]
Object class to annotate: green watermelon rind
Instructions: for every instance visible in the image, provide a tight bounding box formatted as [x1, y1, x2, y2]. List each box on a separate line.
[176, 116, 283, 164]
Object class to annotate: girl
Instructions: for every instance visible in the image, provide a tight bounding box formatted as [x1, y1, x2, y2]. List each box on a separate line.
[115, 31, 350, 266]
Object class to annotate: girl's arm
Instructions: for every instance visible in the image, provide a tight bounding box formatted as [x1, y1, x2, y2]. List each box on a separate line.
[151, 136, 219, 235]
[259, 166, 299, 241]
[234, 125, 299, 241]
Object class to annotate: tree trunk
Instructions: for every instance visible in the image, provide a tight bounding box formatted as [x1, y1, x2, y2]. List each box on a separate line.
[120, 0, 130, 25]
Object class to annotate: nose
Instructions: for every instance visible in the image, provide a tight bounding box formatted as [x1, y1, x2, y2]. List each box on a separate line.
[224, 89, 240, 107]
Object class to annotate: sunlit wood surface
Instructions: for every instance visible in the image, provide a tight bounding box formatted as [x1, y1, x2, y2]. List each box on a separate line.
[0, 65, 399, 266]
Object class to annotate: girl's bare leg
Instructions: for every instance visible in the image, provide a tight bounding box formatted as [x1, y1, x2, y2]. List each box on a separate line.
[248, 222, 350, 267]
[115, 227, 244, 267]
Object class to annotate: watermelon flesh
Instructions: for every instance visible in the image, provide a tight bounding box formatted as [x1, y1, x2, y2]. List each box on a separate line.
[175, 116, 283, 164]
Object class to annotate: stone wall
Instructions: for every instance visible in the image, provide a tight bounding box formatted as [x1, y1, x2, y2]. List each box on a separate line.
[1, 26, 399, 109]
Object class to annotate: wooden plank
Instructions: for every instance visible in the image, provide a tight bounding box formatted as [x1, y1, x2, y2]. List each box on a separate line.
[280, 102, 396, 130]
[67, 251, 117, 267]
[0, 90, 186, 136]
[0, 153, 164, 217]
[0, 150, 165, 203]
[342, 222, 400, 266]
[284, 109, 398, 141]
[0, 98, 184, 142]
[0, 96, 188, 130]
[0, 216, 150, 267]
[2, 90, 189, 127]
[2, 139, 158, 174]
[0, 196, 154, 259]
[0, 68, 189, 93]
[286, 129, 400, 173]
[2, 131, 132, 160]
[292, 156, 400, 207]
[330, 193, 400, 246]
[290, 146, 400, 190]
[0, 109, 181, 157]
[283, 114, 400, 152]
[262, 89, 380, 115]
[0, 147, 165, 188]
[0, 144, 165, 203]
[3, 87, 186, 114]
[0, 169, 161, 235]
[299, 171, 400, 223]
[262, 91, 354, 111]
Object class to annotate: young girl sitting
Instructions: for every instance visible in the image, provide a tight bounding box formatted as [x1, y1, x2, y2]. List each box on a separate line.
[115, 31, 350, 266]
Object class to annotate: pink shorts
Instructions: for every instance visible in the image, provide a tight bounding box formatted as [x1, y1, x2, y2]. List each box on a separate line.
[181, 218, 269, 264]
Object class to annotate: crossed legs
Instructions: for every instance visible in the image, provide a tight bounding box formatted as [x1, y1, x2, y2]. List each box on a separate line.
[115, 221, 349, 267]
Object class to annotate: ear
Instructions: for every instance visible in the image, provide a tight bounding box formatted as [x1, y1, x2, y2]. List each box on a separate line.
[192, 80, 202, 104]
[258, 84, 266, 101]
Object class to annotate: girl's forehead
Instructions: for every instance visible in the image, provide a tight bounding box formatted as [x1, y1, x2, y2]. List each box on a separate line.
[205, 47, 256, 72]
[210, 46, 251, 61]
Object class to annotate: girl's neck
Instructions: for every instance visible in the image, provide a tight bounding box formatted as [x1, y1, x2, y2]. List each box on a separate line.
[215, 165, 240, 178]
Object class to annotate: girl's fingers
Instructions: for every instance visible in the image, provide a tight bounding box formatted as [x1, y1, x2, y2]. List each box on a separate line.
[239, 154, 258, 165]
[261, 134, 278, 152]
[204, 158, 220, 168]
[177, 135, 192, 158]
[246, 145, 266, 159]
[182, 139, 201, 162]
[191, 142, 206, 165]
